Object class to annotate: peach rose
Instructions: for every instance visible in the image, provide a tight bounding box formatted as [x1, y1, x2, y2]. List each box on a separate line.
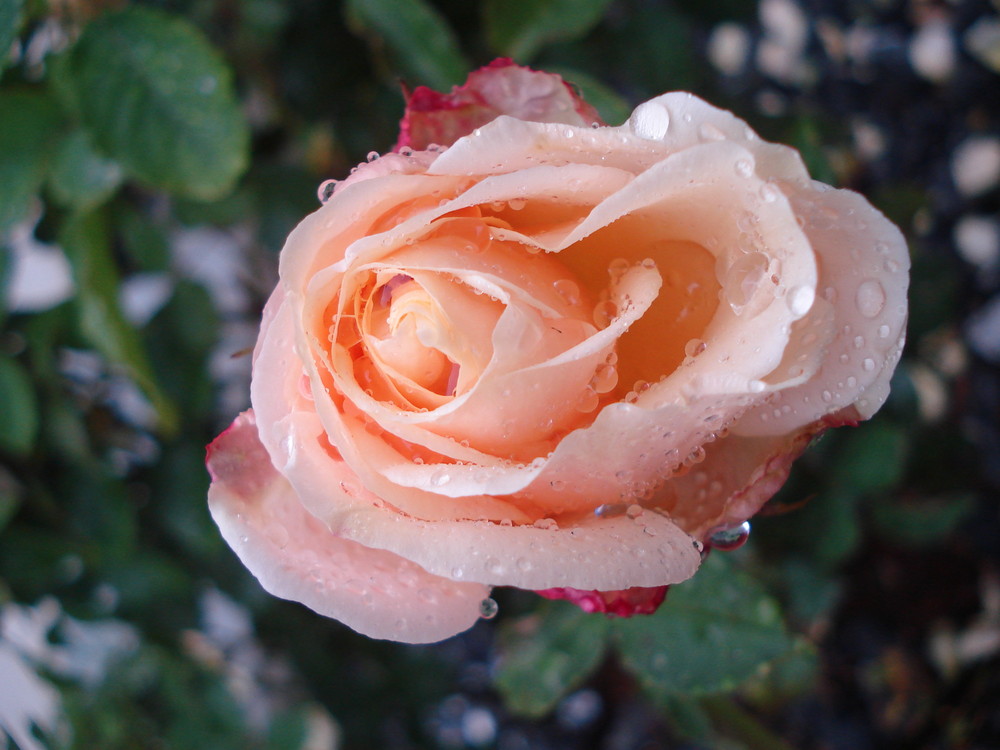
[207, 62, 908, 643]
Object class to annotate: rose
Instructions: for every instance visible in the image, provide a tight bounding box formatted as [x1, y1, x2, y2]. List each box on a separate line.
[207, 61, 909, 643]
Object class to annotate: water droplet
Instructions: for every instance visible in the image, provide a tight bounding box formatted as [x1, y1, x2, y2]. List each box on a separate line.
[554, 278, 581, 305]
[576, 386, 600, 412]
[431, 470, 451, 486]
[608, 258, 630, 280]
[591, 363, 619, 393]
[853, 335, 865, 349]
[486, 557, 503, 575]
[451, 566, 465, 579]
[629, 101, 671, 140]
[366, 151, 380, 162]
[707, 521, 751, 550]
[317, 179, 338, 203]
[533, 517, 558, 530]
[550, 479, 566, 491]
[479, 598, 499, 619]
[855, 280, 886, 318]
[760, 183, 780, 203]
[878, 324, 891, 338]
[748, 379, 766, 393]
[684, 338, 707, 357]
[516, 557, 532, 572]
[723, 252, 769, 315]
[626, 504, 644, 519]
[735, 158, 754, 177]
[686, 446, 707, 464]
[863, 357, 875, 371]
[508, 198, 527, 210]
[822, 389, 833, 402]
[593, 300, 618, 328]
[786, 285, 815, 316]
[698, 122, 726, 141]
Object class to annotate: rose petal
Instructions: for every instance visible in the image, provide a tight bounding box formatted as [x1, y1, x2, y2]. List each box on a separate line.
[396, 59, 602, 151]
[206, 411, 489, 643]
[731, 183, 909, 436]
[537, 586, 669, 616]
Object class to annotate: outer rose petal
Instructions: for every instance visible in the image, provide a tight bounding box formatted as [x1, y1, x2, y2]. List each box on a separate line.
[396, 58, 602, 151]
[207, 410, 489, 643]
[537, 586, 669, 616]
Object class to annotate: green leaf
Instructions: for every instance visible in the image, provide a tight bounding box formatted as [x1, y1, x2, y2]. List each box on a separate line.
[870, 492, 975, 547]
[614, 554, 793, 698]
[548, 66, 631, 125]
[0, 0, 23, 77]
[0, 91, 64, 233]
[493, 600, 611, 717]
[345, 0, 468, 90]
[833, 419, 909, 494]
[484, 0, 614, 62]
[60, 210, 178, 434]
[0, 355, 38, 455]
[48, 129, 124, 210]
[58, 6, 249, 199]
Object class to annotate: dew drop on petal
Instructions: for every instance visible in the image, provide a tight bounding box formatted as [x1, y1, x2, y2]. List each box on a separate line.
[735, 158, 754, 177]
[317, 179, 338, 203]
[554, 278, 582, 305]
[366, 151, 380, 162]
[479, 598, 499, 619]
[878, 324, 891, 338]
[723, 252, 769, 315]
[592, 363, 619, 393]
[629, 100, 671, 140]
[707, 521, 751, 550]
[698, 122, 726, 141]
[593, 300, 618, 328]
[509, 198, 527, 210]
[786, 285, 815, 316]
[684, 338, 707, 358]
[855, 279, 887, 318]
[576, 387, 600, 412]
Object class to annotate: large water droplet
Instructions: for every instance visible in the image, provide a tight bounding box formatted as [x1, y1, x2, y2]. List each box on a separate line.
[479, 597, 499, 619]
[698, 122, 726, 141]
[707, 520, 751, 550]
[317, 179, 338, 203]
[723, 252, 769, 315]
[629, 101, 671, 140]
[786, 285, 815, 316]
[684, 338, 707, 358]
[554, 278, 582, 305]
[856, 279, 886, 318]
[591, 363, 619, 393]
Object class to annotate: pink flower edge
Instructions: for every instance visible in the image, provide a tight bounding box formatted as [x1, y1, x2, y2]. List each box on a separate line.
[395, 58, 603, 151]
[206, 410, 490, 643]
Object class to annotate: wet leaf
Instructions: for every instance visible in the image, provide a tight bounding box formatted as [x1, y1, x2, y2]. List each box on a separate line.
[57, 6, 249, 199]
[60, 210, 178, 434]
[494, 600, 611, 717]
[0, 0, 22, 77]
[0, 355, 39, 455]
[614, 554, 793, 697]
[0, 91, 64, 233]
[48, 129, 124, 210]
[345, 0, 468, 91]
[484, 0, 614, 62]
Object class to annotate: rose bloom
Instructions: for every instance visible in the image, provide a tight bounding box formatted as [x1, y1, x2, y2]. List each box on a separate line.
[207, 61, 908, 643]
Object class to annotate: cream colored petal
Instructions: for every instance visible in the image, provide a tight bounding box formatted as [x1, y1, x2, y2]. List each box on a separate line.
[626, 92, 810, 183]
[207, 410, 489, 643]
[731, 183, 909, 436]
[271, 408, 702, 590]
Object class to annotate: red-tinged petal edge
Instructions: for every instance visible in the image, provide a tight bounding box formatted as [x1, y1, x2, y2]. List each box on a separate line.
[395, 58, 603, 151]
[536, 585, 669, 617]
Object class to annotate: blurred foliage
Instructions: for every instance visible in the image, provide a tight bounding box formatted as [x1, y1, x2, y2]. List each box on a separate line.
[0, 0, 992, 749]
